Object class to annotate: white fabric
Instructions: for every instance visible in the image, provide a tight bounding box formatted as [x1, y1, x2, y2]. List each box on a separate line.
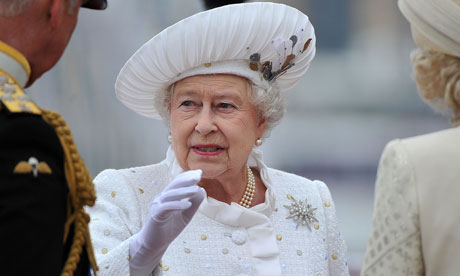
[398, 0, 460, 57]
[129, 169, 205, 276]
[115, 2, 316, 119]
[171, 60, 271, 90]
[0, 51, 28, 87]
[87, 147, 349, 276]
[361, 127, 460, 276]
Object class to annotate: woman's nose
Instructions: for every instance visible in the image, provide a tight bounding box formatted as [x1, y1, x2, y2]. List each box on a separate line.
[195, 107, 217, 135]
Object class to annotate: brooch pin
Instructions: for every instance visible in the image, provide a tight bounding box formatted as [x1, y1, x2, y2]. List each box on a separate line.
[13, 157, 52, 177]
[284, 194, 318, 230]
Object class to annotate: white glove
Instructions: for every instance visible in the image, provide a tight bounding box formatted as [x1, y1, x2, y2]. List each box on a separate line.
[129, 169, 205, 276]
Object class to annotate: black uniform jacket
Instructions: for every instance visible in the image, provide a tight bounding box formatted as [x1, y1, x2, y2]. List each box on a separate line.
[0, 103, 89, 275]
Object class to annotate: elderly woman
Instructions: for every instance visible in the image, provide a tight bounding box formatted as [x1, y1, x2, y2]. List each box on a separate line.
[361, 0, 460, 276]
[88, 2, 349, 276]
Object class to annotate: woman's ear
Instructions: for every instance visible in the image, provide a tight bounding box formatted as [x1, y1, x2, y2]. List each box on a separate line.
[257, 117, 267, 139]
[49, 0, 66, 29]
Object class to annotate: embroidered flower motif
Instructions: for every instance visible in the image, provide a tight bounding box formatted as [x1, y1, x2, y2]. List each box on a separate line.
[284, 195, 318, 230]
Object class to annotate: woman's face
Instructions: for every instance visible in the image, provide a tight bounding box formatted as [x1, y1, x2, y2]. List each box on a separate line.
[170, 74, 266, 179]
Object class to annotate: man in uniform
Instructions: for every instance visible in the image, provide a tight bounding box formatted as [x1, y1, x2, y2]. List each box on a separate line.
[0, 0, 107, 275]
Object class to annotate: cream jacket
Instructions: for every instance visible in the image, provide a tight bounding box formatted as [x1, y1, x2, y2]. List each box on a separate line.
[361, 127, 460, 276]
[87, 148, 349, 276]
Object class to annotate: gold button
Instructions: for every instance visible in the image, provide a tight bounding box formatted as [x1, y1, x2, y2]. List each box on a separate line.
[324, 202, 331, 207]
[276, 234, 282, 241]
[286, 194, 293, 200]
[127, 255, 131, 261]
[102, 248, 108, 254]
[105, 265, 109, 269]
[111, 191, 116, 198]
[201, 234, 207, 240]
[184, 248, 191, 254]
[104, 230, 110, 236]
[332, 253, 338, 260]
[204, 63, 212, 67]
[163, 265, 170, 271]
[139, 188, 144, 194]
[92, 218, 100, 221]
[317, 274, 322, 276]
[222, 248, 229, 255]
[296, 250, 302, 256]
[314, 224, 320, 230]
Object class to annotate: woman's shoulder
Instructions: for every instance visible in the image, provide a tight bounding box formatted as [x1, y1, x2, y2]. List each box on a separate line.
[93, 161, 170, 189]
[400, 127, 460, 157]
[379, 127, 460, 177]
[266, 167, 326, 186]
[266, 168, 332, 202]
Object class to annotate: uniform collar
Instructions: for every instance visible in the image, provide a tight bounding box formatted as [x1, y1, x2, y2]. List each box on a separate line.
[0, 40, 31, 87]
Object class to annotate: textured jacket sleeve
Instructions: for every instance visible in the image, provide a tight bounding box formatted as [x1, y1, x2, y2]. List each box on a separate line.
[361, 140, 424, 276]
[87, 169, 146, 275]
[315, 180, 350, 276]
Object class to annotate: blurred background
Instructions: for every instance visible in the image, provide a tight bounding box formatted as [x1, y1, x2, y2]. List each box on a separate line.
[28, 0, 450, 274]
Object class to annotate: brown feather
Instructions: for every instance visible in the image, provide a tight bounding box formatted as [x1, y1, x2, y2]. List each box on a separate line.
[281, 54, 296, 70]
[302, 38, 312, 53]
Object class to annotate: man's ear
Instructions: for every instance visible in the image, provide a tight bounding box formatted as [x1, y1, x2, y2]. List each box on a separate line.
[49, 0, 65, 29]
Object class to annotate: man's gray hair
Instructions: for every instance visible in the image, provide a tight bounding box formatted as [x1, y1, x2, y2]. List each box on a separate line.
[154, 79, 285, 140]
[0, 0, 79, 16]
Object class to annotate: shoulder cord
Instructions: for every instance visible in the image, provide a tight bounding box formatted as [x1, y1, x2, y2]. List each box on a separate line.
[41, 109, 99, 276]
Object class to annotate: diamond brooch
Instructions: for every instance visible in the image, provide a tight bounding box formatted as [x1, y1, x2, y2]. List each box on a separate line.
[284, 195, 318, 230]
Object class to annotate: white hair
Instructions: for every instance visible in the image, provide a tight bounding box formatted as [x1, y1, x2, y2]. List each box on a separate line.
[411, 49, 460, 126]
[0, 0, 79, 16]
[153, 78, 285, 139]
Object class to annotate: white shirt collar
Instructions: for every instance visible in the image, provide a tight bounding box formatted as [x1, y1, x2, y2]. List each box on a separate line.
[0, 50, 28, 88]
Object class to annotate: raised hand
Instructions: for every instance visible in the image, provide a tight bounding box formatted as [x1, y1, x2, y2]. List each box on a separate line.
[129, 170, 205, 276]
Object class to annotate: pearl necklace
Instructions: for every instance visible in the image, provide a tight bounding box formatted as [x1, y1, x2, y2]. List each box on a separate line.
[239, 165, 255, 208]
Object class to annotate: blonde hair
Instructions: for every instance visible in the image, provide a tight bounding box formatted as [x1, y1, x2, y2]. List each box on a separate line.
[411, 49, 460, 126]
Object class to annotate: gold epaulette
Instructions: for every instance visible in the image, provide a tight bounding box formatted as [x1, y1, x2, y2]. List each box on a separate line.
[0, 71, 41, 115]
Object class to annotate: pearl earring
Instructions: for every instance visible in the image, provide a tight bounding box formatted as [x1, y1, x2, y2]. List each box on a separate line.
[255, 138, 263, 146]
[168, 134, 172, 143]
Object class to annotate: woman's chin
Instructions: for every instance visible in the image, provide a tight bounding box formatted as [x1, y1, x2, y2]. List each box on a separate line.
[191, 165, 226, 180]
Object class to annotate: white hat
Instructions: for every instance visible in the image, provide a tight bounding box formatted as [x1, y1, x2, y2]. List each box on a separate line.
[115, 2, 316, 119]
[398, 0, 460, 57]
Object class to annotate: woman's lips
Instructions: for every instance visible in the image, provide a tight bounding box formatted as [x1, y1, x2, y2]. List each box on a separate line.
[192, 144, 224, 156]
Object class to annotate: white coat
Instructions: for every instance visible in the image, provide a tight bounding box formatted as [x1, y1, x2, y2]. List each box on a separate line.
[88, 148, 349, 276]
[362, 127, 460, 276]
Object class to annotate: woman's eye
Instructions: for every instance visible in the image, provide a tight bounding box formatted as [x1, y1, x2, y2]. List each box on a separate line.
[218, 103, 234, 109]
[181, 100, 194, 107]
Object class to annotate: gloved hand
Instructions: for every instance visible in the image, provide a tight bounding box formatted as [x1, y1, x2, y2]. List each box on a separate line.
[129, 169, 205, 276]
